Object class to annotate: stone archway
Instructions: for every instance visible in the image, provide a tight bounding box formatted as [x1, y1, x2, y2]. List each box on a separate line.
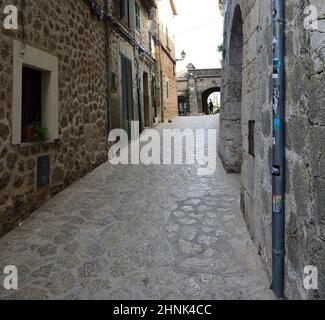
[219, 5, 243, 173]
[177, 66, 221, 115]
[201, 87, 220, 115]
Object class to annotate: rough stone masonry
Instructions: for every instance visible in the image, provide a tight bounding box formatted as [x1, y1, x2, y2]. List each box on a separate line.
[0, 1, 109, 236]
[219, 0, 324, 299]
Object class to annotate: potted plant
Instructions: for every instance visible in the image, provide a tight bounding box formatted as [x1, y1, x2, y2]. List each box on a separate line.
[32, 122, 48, 144]
[21, 124, 36, 143]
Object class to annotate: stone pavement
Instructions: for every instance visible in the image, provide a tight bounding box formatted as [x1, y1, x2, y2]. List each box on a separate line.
[0, 116, 275, 300]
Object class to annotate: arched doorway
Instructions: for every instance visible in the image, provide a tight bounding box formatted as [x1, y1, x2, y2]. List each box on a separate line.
[219, 5, 243, 173]
[201, 87, 220, 115]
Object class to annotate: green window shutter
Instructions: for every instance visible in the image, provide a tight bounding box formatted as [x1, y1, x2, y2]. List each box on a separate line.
[166, 81, 169, 99]
[121, 55, 134, 137]
[129, 0, 135, 30]
[149, 32, 152, 53]
[121, 56, 128, 125]
[120, 0, 126, 19]
[135, 3, 141, 30]
[126, 59, 133, 121]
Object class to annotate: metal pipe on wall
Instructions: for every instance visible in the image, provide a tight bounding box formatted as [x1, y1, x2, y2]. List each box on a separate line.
[271, 0, 286, 298]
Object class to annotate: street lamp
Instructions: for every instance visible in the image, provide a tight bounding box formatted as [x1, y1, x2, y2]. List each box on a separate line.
[176, 50, 186, 62]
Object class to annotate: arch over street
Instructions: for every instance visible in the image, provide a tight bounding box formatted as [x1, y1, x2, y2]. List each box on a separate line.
[177, 64, 221, 115]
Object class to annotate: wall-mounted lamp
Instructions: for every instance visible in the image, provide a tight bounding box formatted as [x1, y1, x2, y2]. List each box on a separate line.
[175, 50, 186, 62]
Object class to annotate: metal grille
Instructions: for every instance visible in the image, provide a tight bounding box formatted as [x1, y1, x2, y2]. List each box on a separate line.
[37, 155, 50, 189]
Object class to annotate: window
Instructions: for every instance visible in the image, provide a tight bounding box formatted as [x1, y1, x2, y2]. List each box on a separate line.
[21, 67, 42, 132]
[149, 32, 155, 55]
[248, 120, 255, 157]
[120, 0, 127, 20]
[166, 26, 169, 47]
[135, 2, 141, 30]
[149, 32, 152, 53]
[120, 0, 135, 30]
[111, 72, 117, 92]
[12, 40, 58, 145]
[121, 55, 134, 138]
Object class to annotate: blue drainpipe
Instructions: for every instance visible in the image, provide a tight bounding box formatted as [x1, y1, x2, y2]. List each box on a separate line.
[271, 0, 286, 298]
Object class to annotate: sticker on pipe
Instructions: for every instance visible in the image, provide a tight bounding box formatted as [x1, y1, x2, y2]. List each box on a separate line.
[274, 119, 280, 130]
[273, 85, 280, 115]
[273, 195, 282, 214]
[273, 59, 280, 79]
[272, 166, 281, 176]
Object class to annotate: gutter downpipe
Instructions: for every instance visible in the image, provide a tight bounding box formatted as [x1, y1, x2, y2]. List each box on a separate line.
[104, 0, 113, 137]
[271, 0, 286, 298]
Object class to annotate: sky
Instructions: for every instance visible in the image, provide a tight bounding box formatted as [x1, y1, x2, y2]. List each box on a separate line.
[173, 0, 224, 75]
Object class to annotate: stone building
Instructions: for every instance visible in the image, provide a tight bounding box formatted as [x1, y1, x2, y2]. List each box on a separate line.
[0, 0, 109, 237]
[218, 0, 324, 299]
[108, 0, 157, 134]
[177, 63, 221, 115]
[155, 0, 178, 122]
[0, 0, 178, 237]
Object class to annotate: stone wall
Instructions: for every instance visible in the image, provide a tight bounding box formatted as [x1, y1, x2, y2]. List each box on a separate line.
[157, 0, 178, 122]
[219, 0, 324, 299]
[178, 65, 221, 115]
[0, 0, 109, 237]
[161, 49, 178, 121]
[109, 0, 158, 131]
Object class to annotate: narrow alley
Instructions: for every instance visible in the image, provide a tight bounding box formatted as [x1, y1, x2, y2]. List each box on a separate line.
[0, 116, 274, 300]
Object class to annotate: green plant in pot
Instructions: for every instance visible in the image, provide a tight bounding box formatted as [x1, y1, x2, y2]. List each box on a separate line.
[32, 122, 48, 144]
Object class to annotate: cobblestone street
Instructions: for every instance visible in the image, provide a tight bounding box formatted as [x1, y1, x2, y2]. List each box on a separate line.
[0, 116, 274, 300]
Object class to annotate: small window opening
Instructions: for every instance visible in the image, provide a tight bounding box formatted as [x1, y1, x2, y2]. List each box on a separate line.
[21, 66, 42, 143]
[248, 120, 255, 157]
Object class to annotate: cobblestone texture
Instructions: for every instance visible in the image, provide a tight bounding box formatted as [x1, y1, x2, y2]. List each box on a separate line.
[0, 116, 274, 300]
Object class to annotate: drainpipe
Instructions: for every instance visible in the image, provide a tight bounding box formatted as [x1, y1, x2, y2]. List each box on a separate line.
[137, 77, 143, 133]
[271, 0, 285, 298]
[160, 69, 165, 123]
[105, 1, 112, 135]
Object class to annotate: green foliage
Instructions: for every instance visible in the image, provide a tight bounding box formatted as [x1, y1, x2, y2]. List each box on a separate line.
[213, 106, 221, 114]
[183, 86, 190, 105]
[217, 44, 226, 58]
[32, 122, 48, 144]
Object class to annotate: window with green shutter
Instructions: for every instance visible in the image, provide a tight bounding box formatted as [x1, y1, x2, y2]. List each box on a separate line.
[120, 0, 135, 29]
[121, 55, 134, 138]
[135, 2, 141, 30]
[120, 0, 128, 23]
[149, 32, 152, 53]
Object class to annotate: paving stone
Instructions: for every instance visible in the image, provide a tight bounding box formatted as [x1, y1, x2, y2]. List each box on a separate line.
[197, 235, 218, 246]
[178, 239, 204, 256]
[179, 226, 198, 241]
[177, 218, 198, 226]
[37, 244, 58, 257]
[184, 199, 202, 205]
[180, 206, 194, 213]
[181, 278, 201, 297]
[0, 116, 274, 300]
[179, 258, 225, 272]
